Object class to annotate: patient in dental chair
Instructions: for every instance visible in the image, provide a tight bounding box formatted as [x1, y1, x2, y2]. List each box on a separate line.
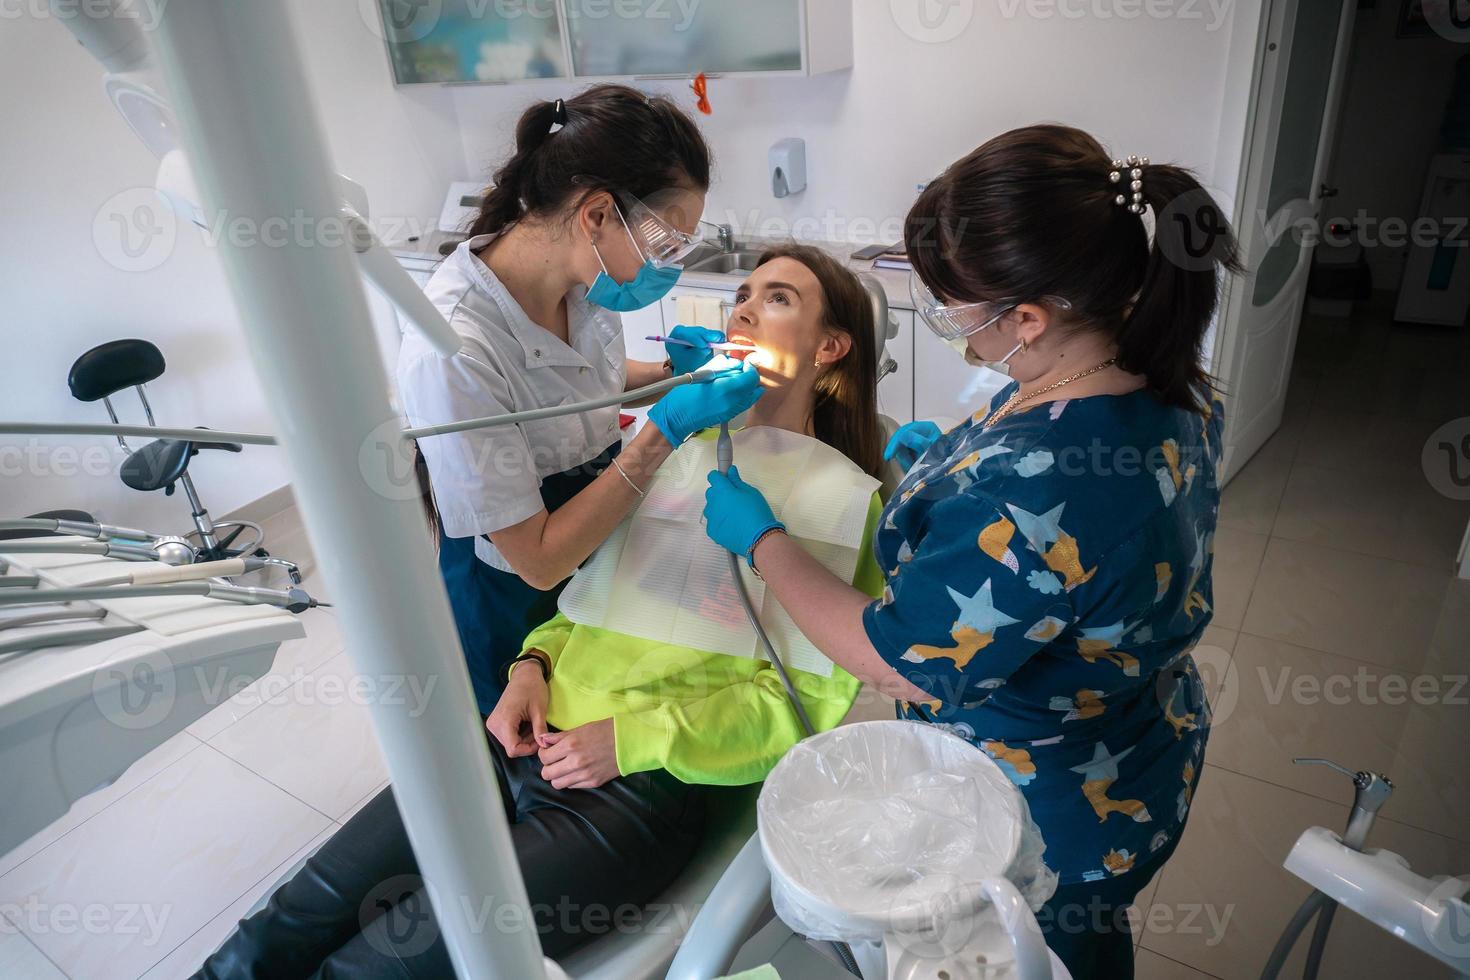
[194, 245, 891, 978]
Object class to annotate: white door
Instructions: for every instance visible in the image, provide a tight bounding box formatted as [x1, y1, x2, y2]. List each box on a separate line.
[1212, 0, 1357, 481]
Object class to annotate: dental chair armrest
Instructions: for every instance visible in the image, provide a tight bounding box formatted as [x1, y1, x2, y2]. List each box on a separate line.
[665, 833, 773, 980]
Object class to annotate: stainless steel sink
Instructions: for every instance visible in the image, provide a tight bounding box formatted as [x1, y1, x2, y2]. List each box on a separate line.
[686, 250, 764, 276]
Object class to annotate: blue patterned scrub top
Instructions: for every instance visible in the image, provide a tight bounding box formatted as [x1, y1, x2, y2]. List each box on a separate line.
[863, 383, 1223, 886]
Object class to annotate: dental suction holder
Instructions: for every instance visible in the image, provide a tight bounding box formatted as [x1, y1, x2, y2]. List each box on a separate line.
[1263, 757, 1469, 978]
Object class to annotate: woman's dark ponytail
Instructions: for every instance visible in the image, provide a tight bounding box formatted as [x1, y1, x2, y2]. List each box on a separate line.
[467, 83, 712, 239]
[906, 124, 1239, 413]
[1118, 164, 1242, 411]
[468, 100, 560, 237]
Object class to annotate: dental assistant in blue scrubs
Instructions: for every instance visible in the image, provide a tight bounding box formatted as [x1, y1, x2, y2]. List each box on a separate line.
[398, 86, 757, 714]
[703, 126, 1241, 980]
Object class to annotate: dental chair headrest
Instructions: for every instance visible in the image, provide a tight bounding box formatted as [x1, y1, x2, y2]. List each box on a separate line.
[858, 273, 899, 380]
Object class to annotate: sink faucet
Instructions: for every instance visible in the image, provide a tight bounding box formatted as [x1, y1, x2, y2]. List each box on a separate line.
[699, 219, 735, 253]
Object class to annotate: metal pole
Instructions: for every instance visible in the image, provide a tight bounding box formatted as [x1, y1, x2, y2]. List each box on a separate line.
[147, 3, 545, 977]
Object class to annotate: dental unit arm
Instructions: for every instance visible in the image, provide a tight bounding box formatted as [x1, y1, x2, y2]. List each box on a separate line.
[1261, 757, 1470, 978]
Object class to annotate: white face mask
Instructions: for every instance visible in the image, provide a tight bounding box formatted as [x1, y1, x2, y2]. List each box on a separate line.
[945, 335, 1025, 376]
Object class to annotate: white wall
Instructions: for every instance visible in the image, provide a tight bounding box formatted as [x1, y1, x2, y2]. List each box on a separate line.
[1325, 1, 1464, 291]
[0, 2, 465, 530]
[451, 2, 1260, 249]
[3, 0, 1265, 530]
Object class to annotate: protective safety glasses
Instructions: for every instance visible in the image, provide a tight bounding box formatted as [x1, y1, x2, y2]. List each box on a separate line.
[615, 191, 705, 269]
[909, 271, 1072, 340]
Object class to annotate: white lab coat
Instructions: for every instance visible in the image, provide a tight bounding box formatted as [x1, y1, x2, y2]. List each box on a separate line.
[396, 233, 627, 573]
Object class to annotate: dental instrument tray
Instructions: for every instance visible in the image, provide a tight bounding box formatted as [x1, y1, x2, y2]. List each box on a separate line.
[0, 538, 306, 856]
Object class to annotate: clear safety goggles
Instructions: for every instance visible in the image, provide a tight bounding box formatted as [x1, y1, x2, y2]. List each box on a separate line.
[909, 271, 1072, 341]
[614, 191, 706, 270]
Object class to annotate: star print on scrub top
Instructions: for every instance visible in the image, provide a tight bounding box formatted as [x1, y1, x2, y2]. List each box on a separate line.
[863, 383, 1225, 886]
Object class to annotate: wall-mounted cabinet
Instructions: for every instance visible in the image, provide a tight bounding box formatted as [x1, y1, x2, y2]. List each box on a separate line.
[376, 0, 851, 86]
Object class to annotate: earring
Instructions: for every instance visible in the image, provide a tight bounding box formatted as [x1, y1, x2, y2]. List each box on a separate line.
[814, 356, 823, 368]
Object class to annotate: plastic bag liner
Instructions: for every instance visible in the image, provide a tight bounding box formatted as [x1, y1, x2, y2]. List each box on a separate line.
[758, 720, 1057, 943]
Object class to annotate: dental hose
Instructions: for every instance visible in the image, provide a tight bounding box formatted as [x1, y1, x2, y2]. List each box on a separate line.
[0, 368, 714, 447]
[718, 422, 864, 977]
[717, 421, 816, 739]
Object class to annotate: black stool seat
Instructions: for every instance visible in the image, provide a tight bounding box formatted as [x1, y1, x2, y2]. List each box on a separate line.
[120, 437, 243, 492]
[69, 339, 165, 402]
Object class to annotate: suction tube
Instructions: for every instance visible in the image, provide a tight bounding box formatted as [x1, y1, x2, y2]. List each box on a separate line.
[716, 422, 816, 738]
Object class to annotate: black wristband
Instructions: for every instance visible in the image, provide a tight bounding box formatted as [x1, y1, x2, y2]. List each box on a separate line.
[502, 652, 550, 687]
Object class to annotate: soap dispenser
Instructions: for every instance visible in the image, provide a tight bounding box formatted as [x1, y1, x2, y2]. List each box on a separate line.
[769, 138, 806, 198]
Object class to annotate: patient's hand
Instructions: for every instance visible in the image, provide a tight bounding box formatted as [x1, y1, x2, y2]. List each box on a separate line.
[486, 666, 548, 758]
[537, 719, 618, 790]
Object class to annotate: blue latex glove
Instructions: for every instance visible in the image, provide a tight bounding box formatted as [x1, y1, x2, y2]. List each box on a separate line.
[647, 360, 763, 447]
[665, 324, 725, 375]
[882, 420, 943, 472]
[704, 466, 785, 562]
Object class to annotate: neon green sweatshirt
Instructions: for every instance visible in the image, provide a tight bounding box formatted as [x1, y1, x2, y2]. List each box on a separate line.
[520, 493, 884, 786]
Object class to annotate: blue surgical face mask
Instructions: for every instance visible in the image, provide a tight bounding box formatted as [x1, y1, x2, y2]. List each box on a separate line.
[585, 207, 682, 312]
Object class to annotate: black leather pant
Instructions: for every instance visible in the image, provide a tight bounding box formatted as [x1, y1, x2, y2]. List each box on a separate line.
[194, 732, 707, 979]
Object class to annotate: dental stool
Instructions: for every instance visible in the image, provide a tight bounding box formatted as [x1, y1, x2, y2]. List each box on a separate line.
[68, 339, 277, 568]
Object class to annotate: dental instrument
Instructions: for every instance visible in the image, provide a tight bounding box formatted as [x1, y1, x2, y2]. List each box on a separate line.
[0, 366, 725, 448]
[645, 335, 761, 354]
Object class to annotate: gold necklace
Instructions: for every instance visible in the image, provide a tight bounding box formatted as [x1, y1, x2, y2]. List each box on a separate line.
[982, 358, 1117, 429]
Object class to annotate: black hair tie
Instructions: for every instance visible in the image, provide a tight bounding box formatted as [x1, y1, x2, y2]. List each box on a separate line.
[550, 98, 568, 131]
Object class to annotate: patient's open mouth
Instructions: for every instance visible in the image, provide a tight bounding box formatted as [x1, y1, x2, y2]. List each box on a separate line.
[724, 334, 758, 362]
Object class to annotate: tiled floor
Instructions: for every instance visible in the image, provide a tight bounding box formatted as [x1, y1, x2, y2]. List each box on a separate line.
[1131, 298, 1470, 980]
[2, 297, 1466, 979]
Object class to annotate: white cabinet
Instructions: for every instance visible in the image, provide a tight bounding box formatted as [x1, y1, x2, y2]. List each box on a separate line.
[377, 0, 851, 86]
[912, 321, 1011, 429]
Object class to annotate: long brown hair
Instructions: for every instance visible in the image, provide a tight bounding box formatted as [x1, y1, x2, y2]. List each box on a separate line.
[906, 124, 1240, 413]
[754, 244, 885, 478]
